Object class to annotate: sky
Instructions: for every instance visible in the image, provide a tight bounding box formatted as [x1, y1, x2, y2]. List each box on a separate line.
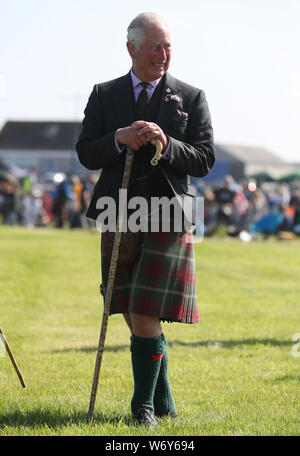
[1, 0, 299, 163]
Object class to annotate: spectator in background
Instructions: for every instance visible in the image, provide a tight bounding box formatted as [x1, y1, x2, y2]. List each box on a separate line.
[232, 184, 249, 232]
[42, 188, 54, 225]
[246, 186, 268, 225]
[214, 175, 237, 228]
[70, 174, 83, 228]
[52, 175, 75, 228]
[0, 179, 18, 225]
[266, 184, 290, 212]
[79, 174, 98, 228]
[22, 187, 43, 228]
[290, 188, 300, 234]
[202, 185, 218, 235]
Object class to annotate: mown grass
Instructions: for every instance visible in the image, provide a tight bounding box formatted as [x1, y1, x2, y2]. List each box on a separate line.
[0, 226, 299, 436]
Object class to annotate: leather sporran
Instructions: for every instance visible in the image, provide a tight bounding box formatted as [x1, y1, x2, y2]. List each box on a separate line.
[101, 231, 142, 265]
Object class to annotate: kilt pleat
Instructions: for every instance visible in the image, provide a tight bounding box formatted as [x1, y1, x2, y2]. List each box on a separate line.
[100, 229, 199, 324]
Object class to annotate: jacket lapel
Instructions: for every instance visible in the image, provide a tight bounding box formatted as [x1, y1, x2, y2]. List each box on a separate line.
[112, 72, 135, 128]
[155, 72, 182, 133]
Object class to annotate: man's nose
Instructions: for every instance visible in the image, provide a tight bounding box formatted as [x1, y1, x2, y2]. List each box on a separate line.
[158, 47, 167, 61]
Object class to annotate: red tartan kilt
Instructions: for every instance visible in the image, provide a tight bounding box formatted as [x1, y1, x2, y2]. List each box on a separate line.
[101, 229, 199, 324]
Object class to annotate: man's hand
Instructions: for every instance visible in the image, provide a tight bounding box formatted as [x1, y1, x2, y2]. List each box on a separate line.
[116, 125, 148, 151]
[116, 121, 168, 151]
[132, 121, 168, 151]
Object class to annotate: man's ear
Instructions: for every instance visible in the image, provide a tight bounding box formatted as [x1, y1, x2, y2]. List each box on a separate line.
[126, 41, 136, 58]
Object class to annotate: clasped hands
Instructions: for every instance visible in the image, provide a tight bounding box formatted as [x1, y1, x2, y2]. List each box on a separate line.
[116, 121, 168, 152]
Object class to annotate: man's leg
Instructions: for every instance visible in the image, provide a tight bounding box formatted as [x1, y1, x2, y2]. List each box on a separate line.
[126, 314, 163, 427]
[153, 333, 177, 417]
[130, 314, 162, 338]
[123, 313, 176, 419]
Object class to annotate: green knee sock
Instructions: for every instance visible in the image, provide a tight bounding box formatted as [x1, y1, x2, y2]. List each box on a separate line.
[130, 334, 164, 413]
[153, 334, 177, 417]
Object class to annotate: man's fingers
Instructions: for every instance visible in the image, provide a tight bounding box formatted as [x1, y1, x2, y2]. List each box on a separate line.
[131, 120, 149, 128]
[137, 126, 160, 136]
[131, 134, 146, 149]
[147, 130, 160, 138]
[129, 140, 142, 150]
[127, 122, 166, 149]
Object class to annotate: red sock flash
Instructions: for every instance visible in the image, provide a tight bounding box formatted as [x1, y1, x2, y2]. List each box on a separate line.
[152, 353, 164, 361]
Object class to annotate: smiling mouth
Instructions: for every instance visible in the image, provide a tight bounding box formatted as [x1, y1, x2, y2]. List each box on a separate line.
[152, 63, 165, 69]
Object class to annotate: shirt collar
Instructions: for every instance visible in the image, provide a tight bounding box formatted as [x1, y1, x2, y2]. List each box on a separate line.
[130, 69, 161, 90]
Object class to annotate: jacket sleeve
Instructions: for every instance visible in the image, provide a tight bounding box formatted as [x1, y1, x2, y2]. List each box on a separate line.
[76, 85, 121, 170]
[166, 90, 215, 177]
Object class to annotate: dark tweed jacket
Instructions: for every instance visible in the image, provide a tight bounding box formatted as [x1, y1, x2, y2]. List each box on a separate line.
[76, 72, 215, 224]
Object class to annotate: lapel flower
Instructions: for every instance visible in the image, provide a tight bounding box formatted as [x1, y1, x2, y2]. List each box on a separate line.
[169, 94, 181, 102]
[163, 89, 188, 121]
[163, 90, 182, 104]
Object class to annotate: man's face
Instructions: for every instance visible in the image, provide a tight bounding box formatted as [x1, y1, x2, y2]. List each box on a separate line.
[128, 23, 172, 81]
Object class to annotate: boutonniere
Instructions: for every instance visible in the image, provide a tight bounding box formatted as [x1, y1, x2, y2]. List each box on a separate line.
[163, 90, 182, 105]
[163, 88, 189, 120]
[163, 88, 188, 120]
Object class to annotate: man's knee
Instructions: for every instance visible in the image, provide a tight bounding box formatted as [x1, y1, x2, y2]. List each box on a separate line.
[130, 313, 162, 338]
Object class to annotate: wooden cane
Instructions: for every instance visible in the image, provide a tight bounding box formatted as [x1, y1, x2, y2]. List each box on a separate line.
[0, 327, 26, 388]
[87, 139, 163, 424]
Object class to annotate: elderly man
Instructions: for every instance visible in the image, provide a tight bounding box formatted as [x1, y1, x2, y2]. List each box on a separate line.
[76, 12, 215, 427]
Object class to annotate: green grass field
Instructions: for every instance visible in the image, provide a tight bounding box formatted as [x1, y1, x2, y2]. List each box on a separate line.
[0, 226, 299, 436]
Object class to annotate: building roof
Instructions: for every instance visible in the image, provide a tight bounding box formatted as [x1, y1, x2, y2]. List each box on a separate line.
[216, 143, 285, 164]
[0, 121, 81, 150]
[215, 145, 242, 163]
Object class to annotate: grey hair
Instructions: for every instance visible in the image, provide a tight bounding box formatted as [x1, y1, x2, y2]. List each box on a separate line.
[127, 12, 168, 49]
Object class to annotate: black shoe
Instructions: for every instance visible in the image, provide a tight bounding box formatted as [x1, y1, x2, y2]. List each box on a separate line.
[132, 407, 158, 428]
[155, 411, 178, 418]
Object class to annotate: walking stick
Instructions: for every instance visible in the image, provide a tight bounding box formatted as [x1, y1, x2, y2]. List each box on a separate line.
[87, 139, 163, 424]
[0, 327, 26, 388]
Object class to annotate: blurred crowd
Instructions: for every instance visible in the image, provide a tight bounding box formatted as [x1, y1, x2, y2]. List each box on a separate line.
[1, 166, 300, 241]
[0, 167, 98, 229]
[195, 175, 300, 240]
